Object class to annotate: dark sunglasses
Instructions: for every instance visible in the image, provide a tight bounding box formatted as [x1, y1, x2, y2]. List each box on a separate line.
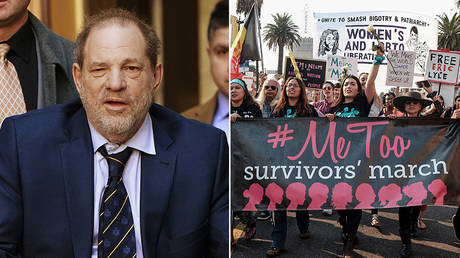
[405, 100, 420, 105]
[265, 85, 277, 90]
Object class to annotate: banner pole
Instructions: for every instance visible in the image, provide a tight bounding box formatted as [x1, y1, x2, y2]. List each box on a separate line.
[256, 61, 260, 94]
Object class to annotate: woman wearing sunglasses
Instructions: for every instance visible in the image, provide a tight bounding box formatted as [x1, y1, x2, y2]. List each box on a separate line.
[314, 81, 335, 116]
[256, 78, 281, 118]
[391, 88, 443, 258]
[266, 77, 318, 257]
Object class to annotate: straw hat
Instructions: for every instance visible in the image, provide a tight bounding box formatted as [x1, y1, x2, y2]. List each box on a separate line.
[393, 91, 432, 112]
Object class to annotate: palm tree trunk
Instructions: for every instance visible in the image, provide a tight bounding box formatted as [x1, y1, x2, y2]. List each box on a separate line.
[277, 43, 284, 74]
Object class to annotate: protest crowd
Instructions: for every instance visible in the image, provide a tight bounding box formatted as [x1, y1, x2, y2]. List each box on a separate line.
[231, 42, 460, 258]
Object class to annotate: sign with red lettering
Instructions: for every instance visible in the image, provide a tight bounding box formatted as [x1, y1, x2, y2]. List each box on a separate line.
[425, 50, 460, 85]
[232, 118, 460, 211]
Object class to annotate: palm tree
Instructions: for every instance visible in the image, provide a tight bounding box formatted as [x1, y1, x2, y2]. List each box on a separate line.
[236, 0, 263, 17]
[437, 13, 460, 51]
[263, 13, 301, 74]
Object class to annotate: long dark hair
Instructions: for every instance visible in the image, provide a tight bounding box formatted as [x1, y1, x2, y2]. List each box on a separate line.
[453, 95, 460, 109]
[232, 79, 259, 109]
[273, 77, 313, 117]
[334, 75, 363, 107]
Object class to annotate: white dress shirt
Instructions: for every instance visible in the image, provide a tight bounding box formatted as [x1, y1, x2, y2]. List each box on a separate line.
[212, 91, 229, 142]
[90, 115, 156, 258]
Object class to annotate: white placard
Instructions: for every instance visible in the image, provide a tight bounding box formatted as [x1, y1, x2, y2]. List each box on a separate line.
[425, 50, 460, 85]
[385, 50, 415, 87]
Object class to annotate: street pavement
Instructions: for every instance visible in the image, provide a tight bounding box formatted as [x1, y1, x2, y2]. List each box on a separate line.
[232, 205, 460, 257]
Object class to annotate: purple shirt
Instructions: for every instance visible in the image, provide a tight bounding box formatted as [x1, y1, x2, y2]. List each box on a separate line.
[314, 100, 331, 115]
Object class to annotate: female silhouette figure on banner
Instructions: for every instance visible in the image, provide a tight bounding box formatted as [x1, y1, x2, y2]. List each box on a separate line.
[243, 183, 264, 211]
[286, 182, 306, 210]
[378, 184, 402, 208]
[355, 183, 376, 209]
[403, 182, 427, 206]
[428, 179, 447, 205]
[331, 182, 353, 209]
[307, 182, 329, 210]
[266, 182, 284, 210]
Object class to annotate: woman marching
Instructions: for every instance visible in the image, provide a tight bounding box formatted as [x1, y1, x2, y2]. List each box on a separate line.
[230, 77, 262, 244]
[265, 77, 318, 257]
[391, 84, 443, 258]
[326, 43, 382, 258]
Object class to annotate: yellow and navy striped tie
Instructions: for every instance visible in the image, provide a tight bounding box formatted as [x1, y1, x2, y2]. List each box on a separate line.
[98, 146, 136, 258]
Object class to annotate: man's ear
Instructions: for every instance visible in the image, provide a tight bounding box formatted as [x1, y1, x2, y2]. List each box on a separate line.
[72, 63, 83, 95]
[152, 63, 163, 91]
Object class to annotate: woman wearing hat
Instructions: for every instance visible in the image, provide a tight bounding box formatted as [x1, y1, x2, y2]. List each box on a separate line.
[392, 91, 441, 118]
[392, 90, 442, 258]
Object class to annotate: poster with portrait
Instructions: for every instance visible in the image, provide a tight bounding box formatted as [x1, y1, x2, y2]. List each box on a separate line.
[313, 11, 437, 79]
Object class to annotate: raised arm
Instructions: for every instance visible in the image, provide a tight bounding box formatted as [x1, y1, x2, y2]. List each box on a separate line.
[365, 42, 385, 104]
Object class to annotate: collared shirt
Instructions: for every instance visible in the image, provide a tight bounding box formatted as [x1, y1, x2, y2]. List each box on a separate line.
[90, 115, 156, 258]
[261, 100, 274, 118]
[4, 17, 38, 111]
[212, 91, 229, 142]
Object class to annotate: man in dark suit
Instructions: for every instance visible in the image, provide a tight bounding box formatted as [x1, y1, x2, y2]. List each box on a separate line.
[0, 8, 228, 258]
[0, 0, 77, 125]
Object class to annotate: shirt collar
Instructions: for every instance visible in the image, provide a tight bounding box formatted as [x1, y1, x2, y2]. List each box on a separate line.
[5, 17, 34, 63]
[214, 91, 229, 122]
[88, 114, 156, 155]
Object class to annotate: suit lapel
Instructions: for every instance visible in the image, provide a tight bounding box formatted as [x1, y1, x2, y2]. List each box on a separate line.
[140, 112, 177, 257]
[60, 108, 94, 258]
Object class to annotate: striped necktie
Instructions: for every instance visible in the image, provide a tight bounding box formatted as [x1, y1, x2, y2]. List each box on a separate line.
[97, 146, 137, 258]
[0, 43, 26, 126]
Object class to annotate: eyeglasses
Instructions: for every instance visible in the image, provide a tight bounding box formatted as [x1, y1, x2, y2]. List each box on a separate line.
[405, 101, 420, 105]
[286, 84, 300, 88]
[322, 86, 332, 90]
[265, 85, 277, 90]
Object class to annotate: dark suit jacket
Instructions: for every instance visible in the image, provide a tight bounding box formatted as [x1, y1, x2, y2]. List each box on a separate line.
[0, 99, 229, 257]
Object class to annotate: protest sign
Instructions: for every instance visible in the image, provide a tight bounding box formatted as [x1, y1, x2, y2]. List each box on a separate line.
[326, 55, 358, 82]
[385, 50, 416, 87]
[284, 57, 326, 89]
[242, 75, 255, 92]
[425, 50, 460, 85]
[232, 118, 460, 211]
[313, 11, 437, 78]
